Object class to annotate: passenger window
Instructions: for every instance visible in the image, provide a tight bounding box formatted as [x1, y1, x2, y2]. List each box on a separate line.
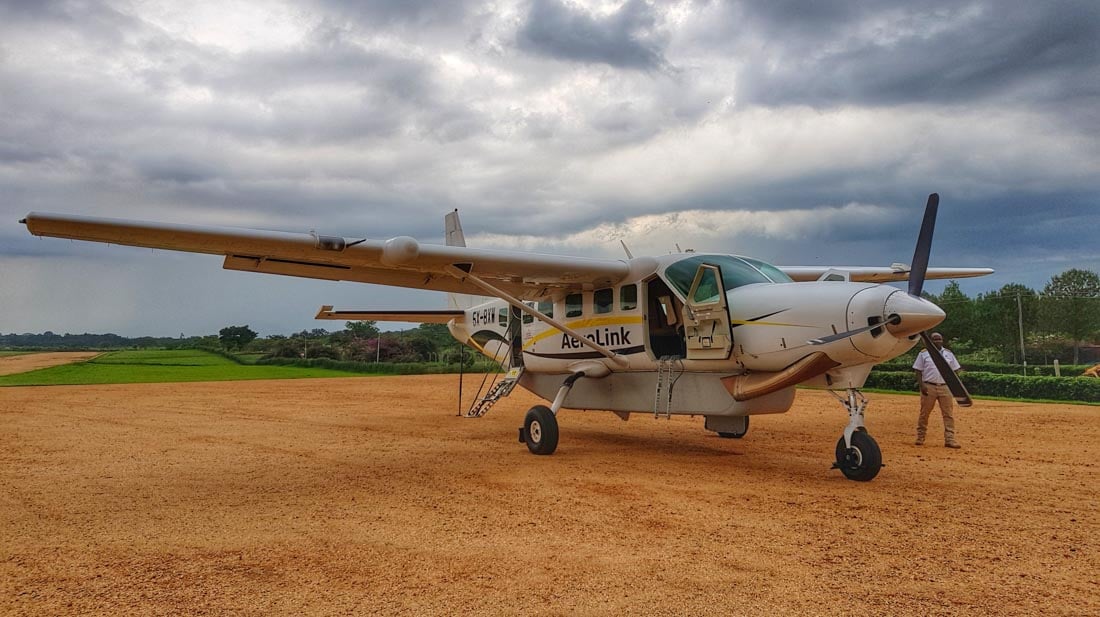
[565, 293, 582, 318]
[594, 288, 613, 314]
[537, 300, 553, 318]
[522, 302, 534, 324]
[620, 284, 637, 311]
[498, 308, 508, 326]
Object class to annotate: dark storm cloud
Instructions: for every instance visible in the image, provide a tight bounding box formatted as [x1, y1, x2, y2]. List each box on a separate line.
[143, 24, 486, 146]
[517, 0, 668, 70]
[183, 27, 434, 100]
[309, 0, 480, 27]
[0, 0, 143, 48]
[0, 3, 490, 238]
[726, 1, 1100, 108]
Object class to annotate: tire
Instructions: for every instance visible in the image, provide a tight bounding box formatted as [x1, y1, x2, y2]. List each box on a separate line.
[717, 417, 749, 439]
[523, 405, 559, 455]
[834, 430, 882, 482]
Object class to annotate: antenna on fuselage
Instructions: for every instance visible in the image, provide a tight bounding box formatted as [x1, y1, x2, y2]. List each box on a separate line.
[675, 243, 682, 253]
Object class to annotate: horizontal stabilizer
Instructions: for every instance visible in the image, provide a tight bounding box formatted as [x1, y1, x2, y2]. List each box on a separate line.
[315, 305, 464, 323]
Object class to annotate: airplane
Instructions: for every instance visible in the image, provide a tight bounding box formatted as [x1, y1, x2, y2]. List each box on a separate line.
[21, 193, 990, 481]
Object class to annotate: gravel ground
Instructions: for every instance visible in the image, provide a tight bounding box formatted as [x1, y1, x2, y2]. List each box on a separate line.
[1, 375, 1097, 616]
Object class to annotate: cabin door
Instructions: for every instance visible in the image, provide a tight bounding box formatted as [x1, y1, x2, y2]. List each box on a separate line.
[682, 264, 733, 360]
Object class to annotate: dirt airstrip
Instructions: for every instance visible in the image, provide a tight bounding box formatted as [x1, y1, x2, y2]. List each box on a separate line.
[1, 375, 1097, 616]
[0, 352, 100, 376]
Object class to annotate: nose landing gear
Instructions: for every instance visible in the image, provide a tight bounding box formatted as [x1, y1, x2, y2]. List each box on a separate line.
[830, 388, 882, 481]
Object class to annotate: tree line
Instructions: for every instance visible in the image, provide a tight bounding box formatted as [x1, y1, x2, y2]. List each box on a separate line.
[220, 322, 470, 364]
[925, 268, 1100, 365]
[0, 322, 467, 364]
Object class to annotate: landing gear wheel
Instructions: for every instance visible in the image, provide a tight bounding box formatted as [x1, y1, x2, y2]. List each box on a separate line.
[834, 430, 881, 482]
[717, 417, 749, 439]
[523, 405, 558, 455]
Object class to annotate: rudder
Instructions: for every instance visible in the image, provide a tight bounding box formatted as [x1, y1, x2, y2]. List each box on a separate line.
[445, 209, 481, 310]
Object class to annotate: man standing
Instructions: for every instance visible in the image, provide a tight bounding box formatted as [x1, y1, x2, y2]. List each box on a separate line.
[912, 332, 963, 448]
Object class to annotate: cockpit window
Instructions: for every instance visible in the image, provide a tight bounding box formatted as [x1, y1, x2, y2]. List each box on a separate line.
[663, 255, 783, 297]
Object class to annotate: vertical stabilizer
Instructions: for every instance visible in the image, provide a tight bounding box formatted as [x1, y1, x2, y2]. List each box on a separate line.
[445, 209, 466, 248]
[445, 209, 480, 309]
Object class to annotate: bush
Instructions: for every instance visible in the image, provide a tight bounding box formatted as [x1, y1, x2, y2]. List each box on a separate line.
[306, 345, 340, 360]
[874, 361, 1093, 377]
[865, 370, 1100, 403]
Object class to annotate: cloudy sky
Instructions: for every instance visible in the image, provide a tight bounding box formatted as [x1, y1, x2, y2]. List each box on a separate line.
[2, 0, 1098, 336]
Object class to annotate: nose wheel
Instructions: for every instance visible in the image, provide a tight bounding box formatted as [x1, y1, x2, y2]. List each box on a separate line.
[829, 388, 883, 481]
[834, 429, 881, 481]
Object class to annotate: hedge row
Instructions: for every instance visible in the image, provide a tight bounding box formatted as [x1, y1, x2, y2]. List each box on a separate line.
[254, 357, 502, 375]
[865, 371, 1100, 403]
[874, 361, 1094, 377]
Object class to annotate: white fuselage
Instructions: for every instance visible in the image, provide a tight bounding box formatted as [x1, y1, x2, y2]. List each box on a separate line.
[447, 253, 937, 418]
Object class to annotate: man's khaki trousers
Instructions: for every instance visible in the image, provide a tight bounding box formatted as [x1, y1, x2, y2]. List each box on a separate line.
[917, 383, 957, 445]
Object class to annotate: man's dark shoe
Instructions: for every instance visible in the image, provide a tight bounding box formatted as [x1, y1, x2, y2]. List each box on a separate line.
[945, 443, 962, 449]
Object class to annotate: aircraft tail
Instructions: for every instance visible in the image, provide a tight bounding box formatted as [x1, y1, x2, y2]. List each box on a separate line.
[445, 209, 481, 310]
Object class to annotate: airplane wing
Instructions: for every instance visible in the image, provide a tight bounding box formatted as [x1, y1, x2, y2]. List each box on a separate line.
[21, 213, 630, 300]
[314, 306, 464, 323]
[779, 266, 993, 283]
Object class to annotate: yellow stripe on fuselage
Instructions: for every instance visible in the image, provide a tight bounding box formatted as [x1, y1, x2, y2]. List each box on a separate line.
[523, 315, 644, 349]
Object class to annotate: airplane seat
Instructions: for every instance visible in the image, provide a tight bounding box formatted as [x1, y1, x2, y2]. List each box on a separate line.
[647, 279, 686, 358]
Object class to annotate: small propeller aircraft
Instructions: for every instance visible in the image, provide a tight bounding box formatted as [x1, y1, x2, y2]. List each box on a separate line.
[21, 193, 990, 481]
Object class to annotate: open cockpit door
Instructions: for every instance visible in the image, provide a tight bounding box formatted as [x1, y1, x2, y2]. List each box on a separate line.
[682, 264, 733, 360]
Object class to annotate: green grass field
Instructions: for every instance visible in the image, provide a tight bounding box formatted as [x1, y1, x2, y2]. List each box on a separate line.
[0, 351, 32, 357]
[0, 350, 371, 386]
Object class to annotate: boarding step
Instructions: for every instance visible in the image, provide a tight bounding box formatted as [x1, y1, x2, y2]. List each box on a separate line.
[654, 356, 682, 419]
[466, 367, 524, 418]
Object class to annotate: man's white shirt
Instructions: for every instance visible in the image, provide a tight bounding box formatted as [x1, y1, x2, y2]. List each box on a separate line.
[913, 348, 961, 384]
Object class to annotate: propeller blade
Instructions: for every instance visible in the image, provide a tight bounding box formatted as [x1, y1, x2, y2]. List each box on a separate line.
[808, 316, 900, 345]
[919, 331, 972, 407]
[908, 193, 939, 297]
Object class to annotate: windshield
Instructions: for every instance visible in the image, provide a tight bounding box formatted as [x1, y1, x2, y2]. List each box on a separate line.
[738, 256, 793, 284]
[662, 254, 790, 298]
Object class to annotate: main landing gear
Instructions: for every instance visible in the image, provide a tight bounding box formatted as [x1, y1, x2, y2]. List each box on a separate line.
[518, 372, 585, 455]
[830, 388, 882, 482]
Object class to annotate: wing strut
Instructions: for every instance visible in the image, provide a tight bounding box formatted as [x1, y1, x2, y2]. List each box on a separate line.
[442, 265, 629, 367]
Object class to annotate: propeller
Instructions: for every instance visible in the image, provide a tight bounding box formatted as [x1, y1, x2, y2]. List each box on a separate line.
[808, 193, 973, 407]
[909, 193, 972, 407]
[919, 332, 973, 407]
[908, 193, 939, 297]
